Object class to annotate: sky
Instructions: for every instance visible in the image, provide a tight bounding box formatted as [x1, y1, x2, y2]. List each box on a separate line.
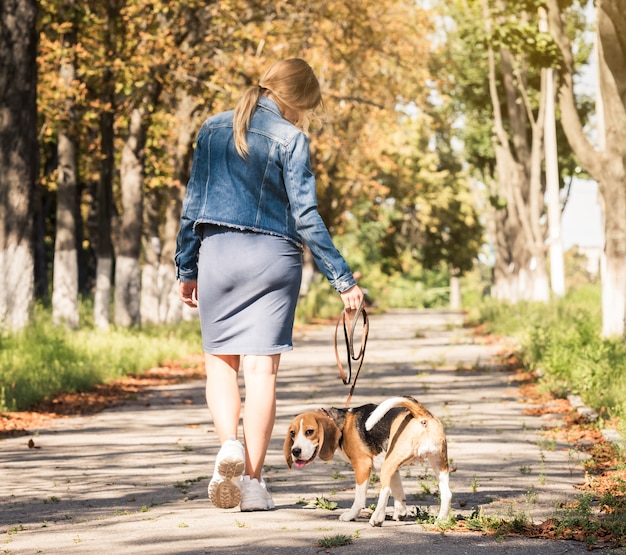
[560, 178, 603, 251]
[559, 6, 603, 252]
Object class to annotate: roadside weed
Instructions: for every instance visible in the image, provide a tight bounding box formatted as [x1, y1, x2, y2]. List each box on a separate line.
[304, 497, 338, 511]
[471, 475, 479, 492]
[316, 534, 353, 548]
[174, 475, 207, 495]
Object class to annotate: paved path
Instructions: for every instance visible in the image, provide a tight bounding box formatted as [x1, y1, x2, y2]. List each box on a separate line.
[0, 310, 617, 554]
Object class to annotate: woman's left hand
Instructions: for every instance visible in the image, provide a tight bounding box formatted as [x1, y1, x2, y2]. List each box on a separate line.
[340, 284, 364, 313]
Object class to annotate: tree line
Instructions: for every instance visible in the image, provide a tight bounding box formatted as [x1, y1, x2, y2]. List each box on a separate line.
[2, 0, 625, 339]
[1, 0, 483, 331]
[441, 0, 626, 337]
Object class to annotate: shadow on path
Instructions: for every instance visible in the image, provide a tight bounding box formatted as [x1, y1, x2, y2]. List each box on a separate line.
[0, 310, 602, 554]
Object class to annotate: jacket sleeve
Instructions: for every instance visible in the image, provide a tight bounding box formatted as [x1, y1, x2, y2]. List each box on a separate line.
[174, 124, 208, 281]
[283, 132, 356, 293]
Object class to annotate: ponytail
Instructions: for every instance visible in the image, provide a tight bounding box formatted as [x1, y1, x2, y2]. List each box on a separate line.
[233, 85, 262, 158]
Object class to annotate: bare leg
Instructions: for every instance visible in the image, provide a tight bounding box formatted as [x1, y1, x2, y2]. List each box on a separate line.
[242, 354, 280, 480]
[205, 354, 241, 442]
[205, 353, 247, 509]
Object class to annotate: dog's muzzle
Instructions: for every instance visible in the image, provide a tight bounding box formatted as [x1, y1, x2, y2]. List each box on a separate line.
[291, 446, 318, 469]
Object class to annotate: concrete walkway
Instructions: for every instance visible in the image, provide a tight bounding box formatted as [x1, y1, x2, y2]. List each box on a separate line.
[0, 310, 617, 554]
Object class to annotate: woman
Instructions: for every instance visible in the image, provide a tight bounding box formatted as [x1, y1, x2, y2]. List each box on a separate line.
[175, 58, 363, 512]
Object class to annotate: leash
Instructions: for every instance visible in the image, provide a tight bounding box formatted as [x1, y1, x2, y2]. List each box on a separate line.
[334, 296, 369, 408]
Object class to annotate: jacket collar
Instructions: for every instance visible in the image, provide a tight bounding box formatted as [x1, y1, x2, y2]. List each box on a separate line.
[257, 95, 282, 117]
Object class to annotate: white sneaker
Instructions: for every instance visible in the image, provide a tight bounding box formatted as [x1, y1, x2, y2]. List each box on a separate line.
[208, 437, 245, 509]
[240, 476, 275, 511]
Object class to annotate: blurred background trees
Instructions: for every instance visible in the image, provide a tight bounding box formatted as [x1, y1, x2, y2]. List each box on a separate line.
[2, 0, 622, 337]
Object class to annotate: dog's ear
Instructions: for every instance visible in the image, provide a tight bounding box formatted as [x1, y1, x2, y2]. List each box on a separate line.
[318, 414, 340, 462]
[283, 423, 295, 469]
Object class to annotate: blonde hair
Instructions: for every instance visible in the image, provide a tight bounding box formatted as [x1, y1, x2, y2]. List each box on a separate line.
[233, 58, 322, 157]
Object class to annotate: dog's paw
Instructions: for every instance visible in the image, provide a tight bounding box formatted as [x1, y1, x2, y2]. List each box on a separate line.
[392, 504, 408, 521]
[339, 510, 360, 522]
[369, 507, 386, 526]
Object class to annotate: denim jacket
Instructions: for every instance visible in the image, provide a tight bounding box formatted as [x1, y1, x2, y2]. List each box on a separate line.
[175, 96, 356, 293]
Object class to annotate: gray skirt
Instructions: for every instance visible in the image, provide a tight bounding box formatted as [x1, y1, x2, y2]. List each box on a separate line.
[197, 225, 303, 355]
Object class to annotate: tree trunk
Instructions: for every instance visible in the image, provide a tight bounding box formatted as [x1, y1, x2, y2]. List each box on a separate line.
[488, 176, 515, 301]
[94, 106, 115, 330]
[449, 271, 461, 310]
[598, 0, 626, 108]
[160, 184, 187, 323]
[149, 91, 198, 324]
[114, 107, 144, 327]
[114, 68, 162, 328]
[547, 0, 626, 336]
[545, 99, 566, 298]
[597, 3, 626, 336]
[0, 0, 38, 330]
[539, 8, 566, 298]
[52, 129, 80, 328]
[600, 247, 626, 337]
[33, 177, 51, 299]
[300, 246, 316, 296]
[93, 2, 116, 330]
[140, 188, 160, 325]
[485, 4, 550, 303]
[52, 21, 79, 329]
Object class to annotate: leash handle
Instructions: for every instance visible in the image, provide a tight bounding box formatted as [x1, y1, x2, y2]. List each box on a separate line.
[333, 297, 369, 407]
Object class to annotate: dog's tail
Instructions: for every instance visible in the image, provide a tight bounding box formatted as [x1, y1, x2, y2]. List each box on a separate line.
[365, 395, 433, 431]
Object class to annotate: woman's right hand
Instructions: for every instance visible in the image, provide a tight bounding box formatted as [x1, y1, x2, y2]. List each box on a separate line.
[179, 280, 198, 308]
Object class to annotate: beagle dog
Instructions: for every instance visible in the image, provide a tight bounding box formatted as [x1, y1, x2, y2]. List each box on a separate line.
[283, 396, 451, 526]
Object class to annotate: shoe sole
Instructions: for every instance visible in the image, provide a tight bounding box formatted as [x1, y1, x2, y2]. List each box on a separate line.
[209, 458, 245, 509]
[217, 458, 245, 480]
[241, 505, 270, 513]
[209, 479, 241, 509]
[240, 500, 271, 512]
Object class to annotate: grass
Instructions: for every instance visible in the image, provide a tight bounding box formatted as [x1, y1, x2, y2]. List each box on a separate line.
[472, 284, 626, 437]
[452, 485, 626, 548]
[0, 305, 203, 412]
[316, 534, 353, 548]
